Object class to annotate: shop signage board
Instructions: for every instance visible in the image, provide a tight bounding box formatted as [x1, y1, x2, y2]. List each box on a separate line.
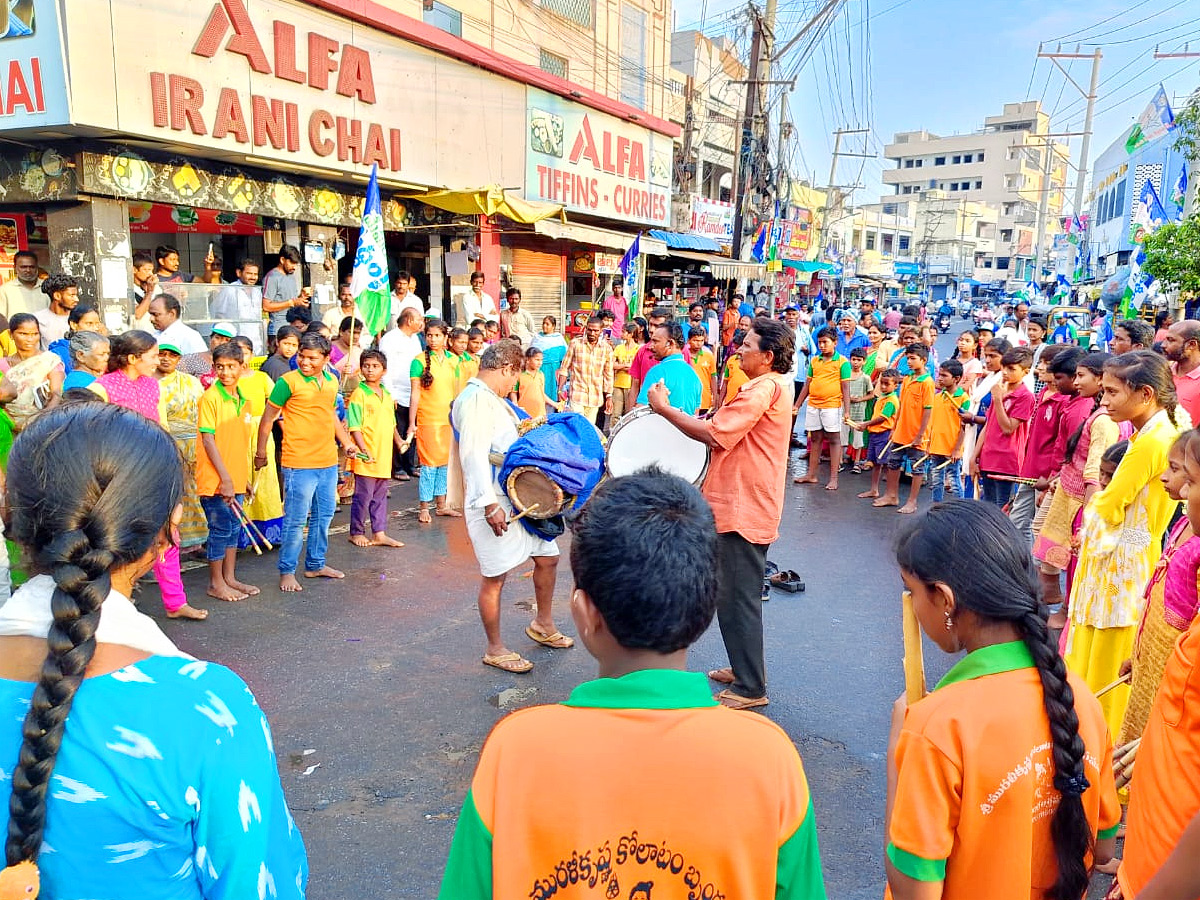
[689, 196, 733, 247]
[777, 212, 814, 259]
[525, 86, 670, 227]
[61, 0, 525, 190]
[0, 0, 70, 129]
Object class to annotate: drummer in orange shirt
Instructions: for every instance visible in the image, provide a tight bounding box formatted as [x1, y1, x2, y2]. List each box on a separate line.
[648, 317, 796, 709]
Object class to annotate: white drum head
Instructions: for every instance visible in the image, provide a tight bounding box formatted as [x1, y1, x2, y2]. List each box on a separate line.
[606, 408, 710, 485]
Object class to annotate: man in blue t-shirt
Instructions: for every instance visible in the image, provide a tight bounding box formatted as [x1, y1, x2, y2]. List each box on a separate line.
[636, 322, 703, 415]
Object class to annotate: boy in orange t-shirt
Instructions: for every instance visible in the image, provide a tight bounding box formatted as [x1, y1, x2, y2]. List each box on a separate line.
[878, 345, 934, 513]
[688, 325, 718, 412]
[926, 359, 970, 503]
[439, 470, 827, 900]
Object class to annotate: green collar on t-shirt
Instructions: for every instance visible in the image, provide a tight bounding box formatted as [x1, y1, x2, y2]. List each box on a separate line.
[935, 640, 1035, 691]
[563, 669, 720, 710]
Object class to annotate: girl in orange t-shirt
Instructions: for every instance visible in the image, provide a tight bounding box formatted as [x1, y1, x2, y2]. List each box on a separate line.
[888, 501, 1119, 900]
[509, 347, 559, 419]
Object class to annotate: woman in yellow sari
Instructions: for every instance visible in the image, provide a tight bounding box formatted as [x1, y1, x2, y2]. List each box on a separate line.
[408, 319, 461, 524]
[232, 336, 285, 547]
[155, 342, 207, 550]
[1065, 351, 1189, 736]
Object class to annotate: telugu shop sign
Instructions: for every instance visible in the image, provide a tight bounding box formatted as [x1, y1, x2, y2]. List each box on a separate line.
[64, 0, 527, 192]
[526, 87, 670, 227]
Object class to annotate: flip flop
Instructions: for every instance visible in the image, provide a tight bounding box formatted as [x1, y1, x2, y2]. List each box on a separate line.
[525, 625, 575, 649]
[708, 667, 735, 684]
[716, 689, 769, 710]
[482, 652, 533, 673]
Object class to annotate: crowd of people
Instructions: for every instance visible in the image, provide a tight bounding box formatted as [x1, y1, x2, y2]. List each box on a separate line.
[6, 252, 1200, 899]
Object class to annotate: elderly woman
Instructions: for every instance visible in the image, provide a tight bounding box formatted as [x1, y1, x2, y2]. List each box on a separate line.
[47, 303, 104, 371]
[62, 330, 110, 390]
[0, 403, 307, 896]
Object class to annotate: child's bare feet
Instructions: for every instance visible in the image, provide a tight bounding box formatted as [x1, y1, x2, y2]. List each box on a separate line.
[417, 507, 432, 524]
[794, 474, 818, 484]
[279, 574, 303, 592]
[373, 532, 404, 547]
[304, 566, 346, 580]
[898, 502, 918, 514]
[168, 603, 209, 619]
[873, 496, 899, 508]
[857, 489, 879, 499]
[348, 534, 374, 547]
[206, 583, 246, 602]
[435, 506, 463, 518]
[825, 480, 838, 491]
[226, 578, 260, 597]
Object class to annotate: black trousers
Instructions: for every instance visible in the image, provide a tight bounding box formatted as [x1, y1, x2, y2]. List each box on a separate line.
[716, 530, 769, 699]
[393, 404, 418, 476]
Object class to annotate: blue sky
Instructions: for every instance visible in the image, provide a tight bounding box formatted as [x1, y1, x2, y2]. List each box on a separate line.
[669, 0, 1200, 213]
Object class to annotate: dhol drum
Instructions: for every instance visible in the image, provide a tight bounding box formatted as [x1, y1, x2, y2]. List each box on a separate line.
[605, 406, 710, 485]
[505, 466, 575, 520]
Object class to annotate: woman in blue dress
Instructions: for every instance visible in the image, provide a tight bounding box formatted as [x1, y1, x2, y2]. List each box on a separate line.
[0, 402, 307, 898]
[532, 315, 568, 404]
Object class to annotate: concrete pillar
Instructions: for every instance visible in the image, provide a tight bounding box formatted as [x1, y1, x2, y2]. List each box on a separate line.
[45, 197, 132, 331]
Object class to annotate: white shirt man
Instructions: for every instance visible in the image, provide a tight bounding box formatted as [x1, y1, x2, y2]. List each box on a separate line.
[156, 318, 208, 355]
[459, 273, 498, 325]
[378, 309, 425, 406]
[212, 261, 264, 353]
[0, 252, 45, 319]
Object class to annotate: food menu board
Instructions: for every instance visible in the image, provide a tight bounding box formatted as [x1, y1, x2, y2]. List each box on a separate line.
[0, 215, 29, 286]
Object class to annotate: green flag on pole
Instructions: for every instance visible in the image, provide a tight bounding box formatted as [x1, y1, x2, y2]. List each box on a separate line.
[349, 164, 391, 337]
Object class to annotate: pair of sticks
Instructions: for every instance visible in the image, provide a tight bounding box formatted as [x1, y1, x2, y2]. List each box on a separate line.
[228, 496, 273, 555]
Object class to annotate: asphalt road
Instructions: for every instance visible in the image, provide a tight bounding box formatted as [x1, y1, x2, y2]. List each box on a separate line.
[139, 326, 1116, 899]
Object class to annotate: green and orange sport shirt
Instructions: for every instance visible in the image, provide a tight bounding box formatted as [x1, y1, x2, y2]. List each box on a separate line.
[439, 669, 826, 899]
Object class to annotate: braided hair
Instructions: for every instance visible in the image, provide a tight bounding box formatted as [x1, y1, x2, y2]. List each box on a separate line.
[895, 501, 1094, 900]
[1105, 349, 1179, 427]
[421, 319, 447, 390]
[1063, 352, 1111, 462]
[3, 403, 183, 867]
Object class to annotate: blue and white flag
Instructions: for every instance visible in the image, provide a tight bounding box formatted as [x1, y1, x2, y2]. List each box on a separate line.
[617, 234, 641, 320]
[1130, 179, 1168, 245]
[1170, 167, 1188, 221]
[1126, 86, 1175, 154]
[348, 165, 391, 336]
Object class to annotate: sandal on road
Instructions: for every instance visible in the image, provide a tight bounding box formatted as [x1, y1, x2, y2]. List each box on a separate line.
[483, 651, 533, 673]
[708, 667, 735, 684]
[716, 689, 769, 710]
[525, 625, 575, 649]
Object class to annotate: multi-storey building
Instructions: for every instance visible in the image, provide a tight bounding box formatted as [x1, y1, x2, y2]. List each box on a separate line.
[882, 101, 1067, 288]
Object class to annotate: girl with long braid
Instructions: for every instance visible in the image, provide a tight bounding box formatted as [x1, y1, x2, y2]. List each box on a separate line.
[407, 319, 461, 524]
[887, 500, 1119, 900]
[0, 403, 306, 896]
[1064, 351, 1190, 737]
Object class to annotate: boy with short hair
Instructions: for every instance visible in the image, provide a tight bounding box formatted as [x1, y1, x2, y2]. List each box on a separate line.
[196, 343, 259, 602]
[844, 347, 872, 472]
[794, 326, 851, 491]
[926, 359, 970, 502]
[971, 345, 1035, 509]
[347, 348, 405, 549]
[256, 332, 362, 592]
[438, 470, 827, 899]
[879, 345, 934, 514]
[688, 325, 718, 413]
[850, 368, 900, 501]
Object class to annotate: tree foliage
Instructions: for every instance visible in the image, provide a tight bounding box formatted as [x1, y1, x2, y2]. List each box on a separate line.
[1142, 214, 1200, 297]
[1175, 103, 1200, 163]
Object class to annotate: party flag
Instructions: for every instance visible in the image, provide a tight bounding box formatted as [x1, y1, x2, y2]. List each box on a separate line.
[349, 165, 392, 336]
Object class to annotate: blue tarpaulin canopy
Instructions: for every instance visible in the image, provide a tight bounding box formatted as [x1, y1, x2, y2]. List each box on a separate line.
[647, 230, 723, 252]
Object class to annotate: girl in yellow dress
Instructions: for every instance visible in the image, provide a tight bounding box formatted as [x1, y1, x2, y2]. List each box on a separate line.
[1065, 350, 1189, 736]
[408, 319, 461, 524]
[155, 343, 207, 550]
[232, 336, 285, 547]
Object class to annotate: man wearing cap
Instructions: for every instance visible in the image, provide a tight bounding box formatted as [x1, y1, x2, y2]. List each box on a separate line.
[178, 322, 237, 380]
[835, 310, 870, 357]
[212, 259, 264, 353]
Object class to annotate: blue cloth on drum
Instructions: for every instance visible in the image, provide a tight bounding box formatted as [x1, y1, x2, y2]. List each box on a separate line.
[498, 411, 606, 517]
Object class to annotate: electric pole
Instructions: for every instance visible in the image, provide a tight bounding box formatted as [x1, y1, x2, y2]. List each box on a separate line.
[818, 127, 871, 258]
[1036, 45, 1102, 215]
[730, 4, 763, 262]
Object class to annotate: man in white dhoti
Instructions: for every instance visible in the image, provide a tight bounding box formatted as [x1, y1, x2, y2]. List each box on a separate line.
[452, 339, 574, 673]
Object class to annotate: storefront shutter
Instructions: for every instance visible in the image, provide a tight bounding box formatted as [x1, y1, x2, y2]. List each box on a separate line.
[509, 245, 564, 324]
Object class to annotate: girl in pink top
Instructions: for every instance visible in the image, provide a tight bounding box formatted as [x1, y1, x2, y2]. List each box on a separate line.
[94, 331, 206, 620]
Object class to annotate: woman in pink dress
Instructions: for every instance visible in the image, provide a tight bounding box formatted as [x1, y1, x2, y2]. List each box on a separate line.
[92, 330, 207, 620]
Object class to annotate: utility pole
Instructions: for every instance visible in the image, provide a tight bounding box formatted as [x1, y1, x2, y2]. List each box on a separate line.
[730, 4, 763, 263]
[818, 127, 871, 258]
[1036, 45, 1101, 215]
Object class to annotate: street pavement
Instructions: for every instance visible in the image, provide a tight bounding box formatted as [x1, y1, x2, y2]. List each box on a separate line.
[137, 326, 1116, 899]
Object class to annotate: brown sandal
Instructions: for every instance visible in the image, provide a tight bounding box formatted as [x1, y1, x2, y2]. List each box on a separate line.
[716, 689, 769, 709]
[707, 667, 735, 684]
[482, 651, 533, 673]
